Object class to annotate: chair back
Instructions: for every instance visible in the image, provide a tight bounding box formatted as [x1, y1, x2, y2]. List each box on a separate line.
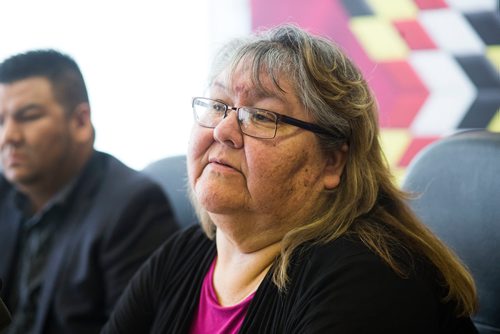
[143, 155, 197, 229]
[402, 130, 500, 334]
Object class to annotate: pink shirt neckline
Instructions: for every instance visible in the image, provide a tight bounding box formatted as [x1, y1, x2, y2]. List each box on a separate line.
[189, 257, 255, 334]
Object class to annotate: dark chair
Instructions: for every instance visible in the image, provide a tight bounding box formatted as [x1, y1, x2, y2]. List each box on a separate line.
[402, 130, 500, 334]
[142, 155, 197, 229]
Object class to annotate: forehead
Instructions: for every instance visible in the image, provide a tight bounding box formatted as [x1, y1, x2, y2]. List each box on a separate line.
[213, 64, 296, 101]
[0, 77, 55, 110]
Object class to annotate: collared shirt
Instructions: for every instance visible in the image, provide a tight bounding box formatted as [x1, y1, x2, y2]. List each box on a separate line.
[6, 179, 78, 334]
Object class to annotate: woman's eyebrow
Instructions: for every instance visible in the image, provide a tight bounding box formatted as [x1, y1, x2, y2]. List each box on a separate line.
[212, 79, 288, 104]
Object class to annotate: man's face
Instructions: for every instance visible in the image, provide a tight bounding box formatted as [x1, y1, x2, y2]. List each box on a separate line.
[0, 77, 76, 189]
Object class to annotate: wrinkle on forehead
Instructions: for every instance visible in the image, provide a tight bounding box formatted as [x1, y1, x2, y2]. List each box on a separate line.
[213, 67, 292, 104]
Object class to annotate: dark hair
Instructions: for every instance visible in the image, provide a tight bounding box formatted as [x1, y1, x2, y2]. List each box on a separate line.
[0, 49, 89, 113]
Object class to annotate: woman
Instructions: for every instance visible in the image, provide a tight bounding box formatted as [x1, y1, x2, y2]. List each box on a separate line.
[102, 24, 477, 333]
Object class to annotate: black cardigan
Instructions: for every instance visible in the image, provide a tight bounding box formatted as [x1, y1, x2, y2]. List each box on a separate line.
[102, 225, 477, 334]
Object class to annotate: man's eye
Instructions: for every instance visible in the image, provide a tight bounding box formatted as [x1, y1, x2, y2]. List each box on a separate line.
[18, 113, 42, 122]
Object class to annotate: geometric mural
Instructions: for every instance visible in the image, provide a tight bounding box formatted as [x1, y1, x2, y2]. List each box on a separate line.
[251, 0, 500, 181]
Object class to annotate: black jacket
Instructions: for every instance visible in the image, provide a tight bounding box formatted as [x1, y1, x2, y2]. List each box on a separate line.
[0, 151, 179, 333]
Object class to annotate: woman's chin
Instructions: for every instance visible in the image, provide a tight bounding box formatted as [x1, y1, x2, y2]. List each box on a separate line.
[196, 191, 238, 214]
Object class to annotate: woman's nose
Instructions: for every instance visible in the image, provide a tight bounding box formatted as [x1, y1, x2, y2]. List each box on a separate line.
[213, 109, 243, 149]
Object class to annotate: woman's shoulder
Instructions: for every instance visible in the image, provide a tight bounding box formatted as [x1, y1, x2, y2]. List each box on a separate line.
[276, 236, 438, 333]
[291, 234, 440, 308]
[302, 233, 423, 273]
[303, 234, 381, 267]
[285, 235, 465, 332]
[301, 234, 434, 286]
[267, 235, 475, 333]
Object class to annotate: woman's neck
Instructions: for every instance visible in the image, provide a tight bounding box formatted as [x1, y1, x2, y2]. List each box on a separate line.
[213, 230, 281, 306]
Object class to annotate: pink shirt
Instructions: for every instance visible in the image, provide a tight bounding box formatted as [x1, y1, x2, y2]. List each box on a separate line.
[189, 258, 255, 334]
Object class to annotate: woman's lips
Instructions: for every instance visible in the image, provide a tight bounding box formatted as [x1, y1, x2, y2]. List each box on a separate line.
[207, 158, 239, 173]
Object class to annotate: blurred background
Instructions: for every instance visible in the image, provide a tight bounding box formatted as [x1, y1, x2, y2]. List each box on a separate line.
[1, 0, 498, 180]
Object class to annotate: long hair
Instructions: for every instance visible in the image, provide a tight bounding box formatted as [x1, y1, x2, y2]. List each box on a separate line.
[194, 24, 477, 316]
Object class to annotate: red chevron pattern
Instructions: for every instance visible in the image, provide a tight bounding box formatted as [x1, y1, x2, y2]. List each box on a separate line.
[251, 0, 500, 181]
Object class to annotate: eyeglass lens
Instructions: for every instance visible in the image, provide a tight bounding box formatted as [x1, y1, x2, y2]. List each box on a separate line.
[193, 98, 278, 139]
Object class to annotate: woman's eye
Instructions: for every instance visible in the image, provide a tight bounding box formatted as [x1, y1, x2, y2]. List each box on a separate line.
[252, 111, 274, 123]
[211, 103, 225, 113]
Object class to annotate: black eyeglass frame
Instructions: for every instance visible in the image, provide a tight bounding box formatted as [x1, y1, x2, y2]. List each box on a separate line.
[192, 97, 342, 140]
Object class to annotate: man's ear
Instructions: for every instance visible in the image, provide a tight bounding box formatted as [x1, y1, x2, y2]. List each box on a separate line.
[323, 143, 348, 190]
[70, 102, 93, 142]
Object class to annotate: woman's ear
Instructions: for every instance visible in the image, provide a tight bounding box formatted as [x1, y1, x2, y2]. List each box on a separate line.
[323, 143, 348, 190]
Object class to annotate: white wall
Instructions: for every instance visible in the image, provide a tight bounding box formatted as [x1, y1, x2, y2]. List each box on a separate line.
[0, 0, 251, 170]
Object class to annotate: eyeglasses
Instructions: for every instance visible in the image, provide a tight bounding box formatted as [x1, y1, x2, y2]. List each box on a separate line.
[192, 97, 340, 140]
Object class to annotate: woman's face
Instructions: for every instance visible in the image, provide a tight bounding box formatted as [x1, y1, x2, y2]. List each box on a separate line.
[187, 66, 344, 247]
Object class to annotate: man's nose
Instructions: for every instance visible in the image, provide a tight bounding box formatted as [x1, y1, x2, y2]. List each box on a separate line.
[0, 118, 22, 147]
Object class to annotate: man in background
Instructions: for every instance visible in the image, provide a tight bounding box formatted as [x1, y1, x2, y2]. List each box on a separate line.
[0, 49, 179, 333]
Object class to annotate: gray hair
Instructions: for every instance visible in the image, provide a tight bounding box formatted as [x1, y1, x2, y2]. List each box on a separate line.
[192, 24, 477, 316]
